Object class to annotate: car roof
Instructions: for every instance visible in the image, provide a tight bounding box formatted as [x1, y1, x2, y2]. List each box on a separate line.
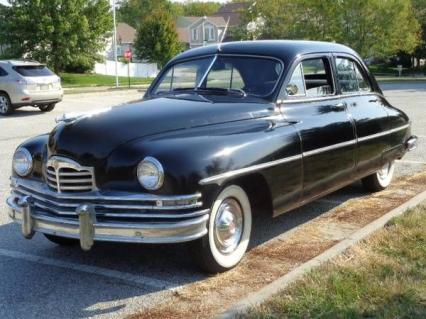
[0, 60, 43, 67]
[170, 40, 360, 65]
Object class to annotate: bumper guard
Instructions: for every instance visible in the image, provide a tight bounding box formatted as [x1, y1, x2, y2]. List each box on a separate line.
[7, 184, 209, 250]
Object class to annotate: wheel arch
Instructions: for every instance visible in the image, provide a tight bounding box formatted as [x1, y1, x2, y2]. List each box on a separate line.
[226, 172, 273, 218]
[0, 90, 11, 101]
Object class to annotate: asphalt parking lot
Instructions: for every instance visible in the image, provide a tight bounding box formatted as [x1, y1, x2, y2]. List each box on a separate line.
[0, 83, 425, 318]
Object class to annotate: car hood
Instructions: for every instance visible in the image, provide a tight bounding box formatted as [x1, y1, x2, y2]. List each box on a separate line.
[48, 95, 275, 163]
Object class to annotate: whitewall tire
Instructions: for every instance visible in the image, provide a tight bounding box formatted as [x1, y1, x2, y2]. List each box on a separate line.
[362, 160, 395, 192]
[193, 185, 252, 273]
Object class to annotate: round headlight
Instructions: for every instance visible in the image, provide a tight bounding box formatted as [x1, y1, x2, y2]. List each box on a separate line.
[137, 157, 164, 190]
[13, 147, 33, 176]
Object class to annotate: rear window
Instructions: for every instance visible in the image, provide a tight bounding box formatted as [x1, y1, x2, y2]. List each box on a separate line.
[12, 65, 54, 77]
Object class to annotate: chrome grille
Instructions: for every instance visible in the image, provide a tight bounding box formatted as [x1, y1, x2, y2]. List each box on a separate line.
[46, 156, 96, 193]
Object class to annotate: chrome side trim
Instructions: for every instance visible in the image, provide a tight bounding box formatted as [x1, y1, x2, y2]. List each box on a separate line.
[357, 124, 409, 142]
[199, 124, 410, 185]
[199, 154, 302, 185]
[302, 139, 357, 157]
[279, 92, 388, 104]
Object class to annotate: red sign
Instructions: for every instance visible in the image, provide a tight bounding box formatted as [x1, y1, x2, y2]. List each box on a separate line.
[124, 50, 132, 60]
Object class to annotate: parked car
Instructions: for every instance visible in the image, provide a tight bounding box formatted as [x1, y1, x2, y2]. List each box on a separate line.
[6, 41, 417, 273]
[0, 60, 63, 115]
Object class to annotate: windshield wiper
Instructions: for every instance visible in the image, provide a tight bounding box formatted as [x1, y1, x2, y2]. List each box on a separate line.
[195, 87, 247, 97]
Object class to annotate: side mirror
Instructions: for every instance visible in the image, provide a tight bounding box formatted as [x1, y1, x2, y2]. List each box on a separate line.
[285, 84, 298, 96]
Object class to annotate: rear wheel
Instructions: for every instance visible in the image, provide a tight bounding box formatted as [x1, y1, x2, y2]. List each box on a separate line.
[44, 234, 79, 246]
[0, 93, 12, 115]
[39, 103, 56, 112]
[193, 185, 252, 273]
[362, 160, 395, 192]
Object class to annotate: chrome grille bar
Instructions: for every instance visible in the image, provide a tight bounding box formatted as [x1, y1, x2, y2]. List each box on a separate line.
[45, 156, 96, 193]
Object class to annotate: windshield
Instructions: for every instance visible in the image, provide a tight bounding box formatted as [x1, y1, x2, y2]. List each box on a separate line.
[152, 55, 283, 97]
[13, 65, 55, 77]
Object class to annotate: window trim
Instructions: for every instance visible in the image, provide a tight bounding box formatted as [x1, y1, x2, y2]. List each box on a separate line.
[332, 53, 373, 96]
[279, 53, 336, 101]
[278, 52, 378, 104]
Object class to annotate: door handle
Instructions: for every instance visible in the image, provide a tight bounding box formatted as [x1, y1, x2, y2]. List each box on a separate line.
[332, 102, 346, 110]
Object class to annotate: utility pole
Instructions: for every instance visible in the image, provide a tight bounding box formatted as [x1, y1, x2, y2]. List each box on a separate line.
[112, 0, 119, 87]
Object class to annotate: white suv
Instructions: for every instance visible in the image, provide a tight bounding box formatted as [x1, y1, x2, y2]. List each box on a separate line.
[0, 60, 63, 115]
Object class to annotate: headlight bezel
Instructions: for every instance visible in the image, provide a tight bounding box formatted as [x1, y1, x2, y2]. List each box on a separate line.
[137, 156, 164, 191]
[13, 147, 33, 177]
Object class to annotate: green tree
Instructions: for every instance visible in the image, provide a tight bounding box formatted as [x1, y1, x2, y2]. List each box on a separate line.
[117, 0, 175, 28]
[238, 0, 420, 58]
[336, 0, 420, 58]
[412, 0, 426, 65]
[134, 10, 181, 67]
[182, 1, 221, 16]
[117, 0, 222, 28]
[1, 0, 112, 73]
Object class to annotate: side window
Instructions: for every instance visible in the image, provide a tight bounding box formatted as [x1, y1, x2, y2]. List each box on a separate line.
[0, 67, 8, 76]
[335, 58, 371, 93]
[284, 58, 334, 98]
[286, 63, 305, 96]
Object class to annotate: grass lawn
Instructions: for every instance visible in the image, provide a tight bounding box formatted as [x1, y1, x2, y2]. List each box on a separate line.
[246, 203, 426, 319]
[376, 76, 426, 82]
[59, 73, 154, 88]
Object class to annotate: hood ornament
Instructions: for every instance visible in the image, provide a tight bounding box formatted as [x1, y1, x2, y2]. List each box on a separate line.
[55, 107, 112, 124]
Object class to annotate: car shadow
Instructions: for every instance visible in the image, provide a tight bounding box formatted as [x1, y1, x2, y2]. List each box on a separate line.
[0, 181, 369, 318]
[0, 108, 45, 119]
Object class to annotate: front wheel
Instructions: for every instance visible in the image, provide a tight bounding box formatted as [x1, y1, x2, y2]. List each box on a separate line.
[362, 160, 395, 192]
[192, 185, 252, 273]
[39, 103, 56, 112]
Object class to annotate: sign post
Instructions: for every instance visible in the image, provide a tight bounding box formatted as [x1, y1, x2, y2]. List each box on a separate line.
[124, 50, 132, 88]
[397, 65, 403, 77]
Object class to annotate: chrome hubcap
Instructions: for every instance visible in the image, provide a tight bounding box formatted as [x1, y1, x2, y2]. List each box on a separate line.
[214, 198, 243, 254]
[378, 162, 391, 180]
[0, 96, 8, 113]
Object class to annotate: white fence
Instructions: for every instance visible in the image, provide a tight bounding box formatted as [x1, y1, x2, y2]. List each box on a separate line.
[94, 60, 159, 78]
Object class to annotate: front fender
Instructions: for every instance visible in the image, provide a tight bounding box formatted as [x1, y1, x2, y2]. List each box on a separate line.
[105, 117, 301, 208]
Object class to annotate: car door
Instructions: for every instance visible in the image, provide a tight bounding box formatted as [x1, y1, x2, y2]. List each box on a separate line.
[280, 54, 356, 203]
[333, 55, 390, 177]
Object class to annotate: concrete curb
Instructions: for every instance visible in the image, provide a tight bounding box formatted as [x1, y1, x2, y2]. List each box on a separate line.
[217, 190, 426, 319]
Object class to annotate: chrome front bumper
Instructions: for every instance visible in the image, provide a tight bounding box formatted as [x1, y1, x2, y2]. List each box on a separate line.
[6, 177, 209, 250]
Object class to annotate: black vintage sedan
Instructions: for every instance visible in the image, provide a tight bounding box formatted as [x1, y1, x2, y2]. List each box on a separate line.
[7, 41, 417, 273]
